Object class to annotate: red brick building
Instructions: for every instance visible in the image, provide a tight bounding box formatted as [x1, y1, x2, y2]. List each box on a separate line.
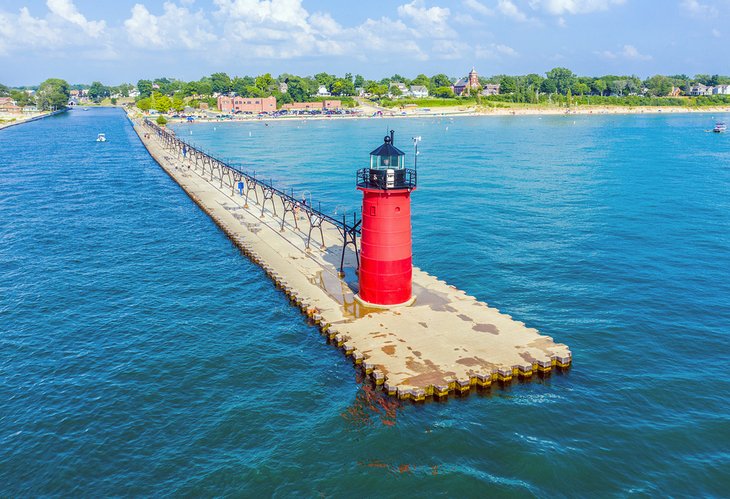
[217, 95, 276, 113]
[280, 100, 342, 112]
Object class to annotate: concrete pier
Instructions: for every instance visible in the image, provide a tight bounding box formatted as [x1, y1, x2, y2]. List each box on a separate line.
[132, 117, 572, 401]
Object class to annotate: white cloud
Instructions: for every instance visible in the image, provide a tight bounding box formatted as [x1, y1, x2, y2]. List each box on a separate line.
[214, 0, 310, 29]
[0, 2, 112, 57]
[680, 0, 718, 18]
[47, 0, 105, 37]
[352, 17, 426, 60]
[621, 44, 651, 60]
[397, 0, 454, 38]
[475, 42, 519, 59]
[309, 12, 342, 36]
[463, 0, 494, 16]
[430, 40, 469, 59]
[497, 0, 531, 22]
[453, 13, 480, 25]
[530, 0, 626, 15]
[124, 2, 216, 50]
[599, 44, 652, 61]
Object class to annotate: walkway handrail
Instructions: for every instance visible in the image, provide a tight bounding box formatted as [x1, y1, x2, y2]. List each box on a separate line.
[143, 118, 360, 236]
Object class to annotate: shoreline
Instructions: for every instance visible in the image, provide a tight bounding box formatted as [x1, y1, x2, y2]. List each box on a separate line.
[0, 109, 68, 130]
[141, 104, 730, 126]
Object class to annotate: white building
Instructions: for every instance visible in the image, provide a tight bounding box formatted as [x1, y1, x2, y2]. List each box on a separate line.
[481, 84, 501, 96]
[690, 83, 714, 96]
[713, 85, 730, 95]
[409, 85, 428, 98]
[317, 85, 331, 97]
[388, 82, 408, 97]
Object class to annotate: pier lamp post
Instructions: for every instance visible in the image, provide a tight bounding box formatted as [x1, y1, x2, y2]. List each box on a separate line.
[356, 130, 417, 307]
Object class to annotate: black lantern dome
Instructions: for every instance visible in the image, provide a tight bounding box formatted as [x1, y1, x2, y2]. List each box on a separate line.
[369, 130, 405, 170]
[357, 130, 417, 191]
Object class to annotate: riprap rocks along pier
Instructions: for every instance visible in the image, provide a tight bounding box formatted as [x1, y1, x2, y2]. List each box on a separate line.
[132, 116, 572, 401]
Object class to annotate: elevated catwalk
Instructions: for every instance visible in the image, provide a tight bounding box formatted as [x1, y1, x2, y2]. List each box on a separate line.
[133, 117, 572, 401]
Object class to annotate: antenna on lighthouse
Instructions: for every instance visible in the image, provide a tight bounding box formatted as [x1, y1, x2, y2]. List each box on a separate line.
[412, 136, 421, 171]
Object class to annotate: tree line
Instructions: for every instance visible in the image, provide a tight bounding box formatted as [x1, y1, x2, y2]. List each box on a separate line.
[0, 79, 71, 111]
[3, 69, 730, 113]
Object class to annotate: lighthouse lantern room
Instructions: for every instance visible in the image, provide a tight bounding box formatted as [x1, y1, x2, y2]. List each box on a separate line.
[356, 131, 417, 307]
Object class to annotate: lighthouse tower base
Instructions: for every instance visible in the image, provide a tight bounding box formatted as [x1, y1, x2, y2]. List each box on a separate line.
[354, 292, 416, 309]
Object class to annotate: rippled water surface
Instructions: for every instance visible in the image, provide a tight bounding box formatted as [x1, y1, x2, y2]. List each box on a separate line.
[1, 108, 729, 495]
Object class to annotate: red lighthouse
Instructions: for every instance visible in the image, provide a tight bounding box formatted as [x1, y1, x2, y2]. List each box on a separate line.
[356, 131, 417, 306]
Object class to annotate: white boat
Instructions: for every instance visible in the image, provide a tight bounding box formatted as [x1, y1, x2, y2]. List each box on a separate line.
[713, 122, 727, 133]
[96, 133, 106, 142]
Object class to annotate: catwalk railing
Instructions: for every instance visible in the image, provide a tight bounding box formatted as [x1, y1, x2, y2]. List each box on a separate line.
[142, 119, 360, 274]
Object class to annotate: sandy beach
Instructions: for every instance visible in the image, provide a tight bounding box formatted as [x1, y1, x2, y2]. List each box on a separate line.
[142, 103, 730, 126]
[0, 110, 66, 130]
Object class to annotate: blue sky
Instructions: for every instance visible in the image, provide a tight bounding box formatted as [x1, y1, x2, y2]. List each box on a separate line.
[0, 0, 728, 85]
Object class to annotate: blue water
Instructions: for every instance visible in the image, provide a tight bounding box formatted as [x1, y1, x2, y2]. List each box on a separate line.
[1, 108, 729, 495]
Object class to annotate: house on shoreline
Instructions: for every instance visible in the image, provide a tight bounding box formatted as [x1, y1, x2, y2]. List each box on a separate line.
[481, 84, 500, 96]
[0, 97, 21, 114]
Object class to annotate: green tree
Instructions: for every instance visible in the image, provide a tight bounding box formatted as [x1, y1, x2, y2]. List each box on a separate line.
[430, 73, 451, 89]
[172, 96, 185, 112]
[153, 78, 173, 95]
[645, 75, 672, 97]
[36, 78, 70, 110]
[411, 73, 430, 89]
[210, 72, 232, 94]
[694, 74, 711, 85]
[137, 97, 152, 111]
[432, 86, 455, 98]
[0, 83, 9, 96]
[331, 78, 355, 96]
[183, 81, 200, 97]
[111, 97, 118, 105]
[545, 67, 575, 95]
[591, 79, 607, 96]
[525, 73, 544, 89]
[625, 76, 642, 95]
[153, 93, 172, 113]
[231, 76, 254, 95]
[197, 80, 213, 96]
[354, 74, 365, 88]
[88, 81, 110, 102]
[573, 82, 590, 96]
[390, 86, 402, 97]
[370, 84, 388, 98]
[609, 80, 626, 96]
[314, 72, 335, 89]
[137, 79, 153, 98]
[540, 79, 557, 95]
[255, 73, 275, 92]
[156, 115, 167, 125]
[10, 89, 34, 107]
[285, 76, 310, 102]
[241, 85, 265, 98]
[499, 76, 517, 94]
